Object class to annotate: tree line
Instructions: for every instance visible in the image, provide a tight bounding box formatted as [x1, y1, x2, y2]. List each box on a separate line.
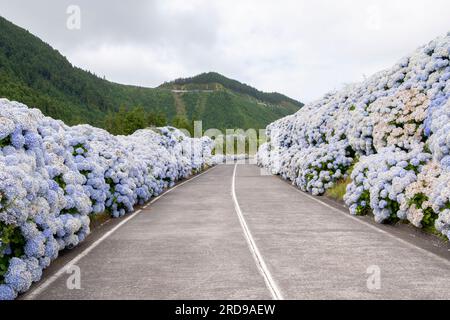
[104, 106, 194, 136]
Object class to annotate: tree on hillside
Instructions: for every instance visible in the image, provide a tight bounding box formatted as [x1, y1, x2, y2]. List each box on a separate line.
[147, 111, 167, 127]
[172, 115, 193, 136]
[105, 106, 148, 135]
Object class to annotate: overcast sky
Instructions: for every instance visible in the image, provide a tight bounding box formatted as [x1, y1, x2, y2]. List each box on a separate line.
[1, 0, 449, 102]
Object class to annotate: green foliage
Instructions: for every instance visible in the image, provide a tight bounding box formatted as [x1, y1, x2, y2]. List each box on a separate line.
[0, 16, 302, 134]
[61, 207, 79, 215]
[0, 135, 11, 148]
[386, 198, 400, 222]
[105, 106, 170, 135]
[325, 176, 351, 201]
[326, 157, 371, 214]
[405, 161, 426, 174]
[104, 177, 127, 212]
[147, 111, 167, 127]
[160, 72, 304, 108]
[190, 90, 297, 131]
[171, 115, 193, 136]
[105, 106, 150, 135]
[422, 207, 438, 229]
[0, 192, 7, 209]
[345, 145, 356, 158]
[407, 193, 438, 228]
[72, 143, 88, 156]
[80, 170, 90, 177]
[408, 192, 428, 208]
[0, 16, 173, 127]
[356, 190, 371, 215]
[54, 174, 66, 190]
[0, 222, 25, 283]
[105, 177, 115, 194]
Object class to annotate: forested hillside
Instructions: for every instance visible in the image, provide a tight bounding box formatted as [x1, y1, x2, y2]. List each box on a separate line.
[0, 16, 302, 132]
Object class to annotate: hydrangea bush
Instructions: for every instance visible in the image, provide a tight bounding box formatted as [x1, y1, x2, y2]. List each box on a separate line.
[258, 33, 450, 238]
[0, 99, 214, 300]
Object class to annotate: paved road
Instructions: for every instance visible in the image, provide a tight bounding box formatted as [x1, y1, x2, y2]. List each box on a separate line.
[24, 164, 450, 300]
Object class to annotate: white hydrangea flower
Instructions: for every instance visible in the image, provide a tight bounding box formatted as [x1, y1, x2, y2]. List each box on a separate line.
[0, 99, 214, 300]
[258, 32, 450, 239]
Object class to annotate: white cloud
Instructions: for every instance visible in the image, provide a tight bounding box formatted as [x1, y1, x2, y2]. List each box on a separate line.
[0, 0, 449, 102]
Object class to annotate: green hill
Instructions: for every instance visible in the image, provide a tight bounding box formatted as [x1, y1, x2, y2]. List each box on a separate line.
[160, 72, 303, 108]
[159, 72, 303, 129]
[0, 16, 303, 131]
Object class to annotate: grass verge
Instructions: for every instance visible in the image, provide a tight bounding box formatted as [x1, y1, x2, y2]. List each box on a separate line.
[324, 176, 351, 202]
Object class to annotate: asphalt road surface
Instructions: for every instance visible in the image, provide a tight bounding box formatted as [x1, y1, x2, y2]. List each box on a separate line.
[23, 163, 450, 300]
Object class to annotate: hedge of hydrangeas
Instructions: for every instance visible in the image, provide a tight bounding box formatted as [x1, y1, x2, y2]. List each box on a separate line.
[258, 32, 450, 237]
[0, 99, 214, 300]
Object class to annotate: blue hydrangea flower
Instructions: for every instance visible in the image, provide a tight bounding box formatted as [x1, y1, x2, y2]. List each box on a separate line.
[0, 284, 17, 300]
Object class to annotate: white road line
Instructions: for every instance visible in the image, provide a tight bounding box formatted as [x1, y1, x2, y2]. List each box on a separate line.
[24, 165, 216, 300]
[287, 183, 450, 267]
[231, 163, 284, 300]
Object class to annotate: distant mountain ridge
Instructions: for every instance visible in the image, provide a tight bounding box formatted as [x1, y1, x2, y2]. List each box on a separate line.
[0, 16, 303, 131]
[160, 72, 304, 108]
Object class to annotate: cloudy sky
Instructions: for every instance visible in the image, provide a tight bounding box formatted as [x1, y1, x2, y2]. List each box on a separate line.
[1, 0, 449, 102]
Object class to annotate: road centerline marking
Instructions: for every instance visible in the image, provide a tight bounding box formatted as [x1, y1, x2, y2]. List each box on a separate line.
[231, 163, 283, 300]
